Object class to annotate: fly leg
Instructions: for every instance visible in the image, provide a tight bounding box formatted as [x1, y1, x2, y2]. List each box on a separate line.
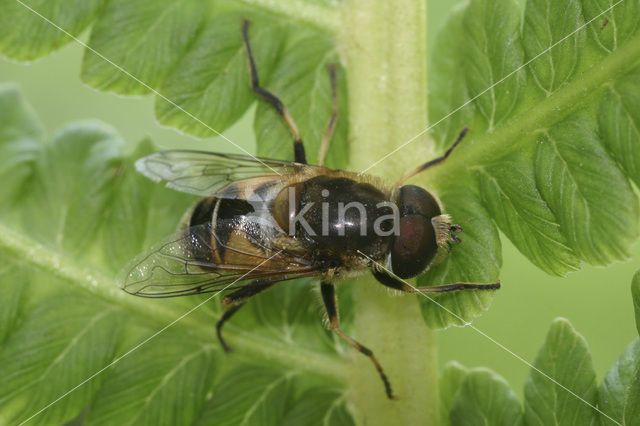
[242, 20, 307, 164]
[320, 281, 395, 400]
[398, 127, 469, 184]
[216, 278, 279, 352]
[317, 64, 338, 167]
[372, 268, 500, 293]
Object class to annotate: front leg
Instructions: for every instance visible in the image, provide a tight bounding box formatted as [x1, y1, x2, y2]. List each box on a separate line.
[320, 281, 395, 399]
[371, 268, 500, 293]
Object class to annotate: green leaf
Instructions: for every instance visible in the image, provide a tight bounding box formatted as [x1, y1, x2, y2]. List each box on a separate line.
[0, 264, 27, 344]
[81, 0, 207, 95]
[624, 377, 640, 426]
[196, 367, 295, 425]
[0, 0, 344, 156]
[196, 368, 353, 426]
[462, 0, 525, 131]
[281, 387, 354, 426]
[254, 28, 349, 168]
[5, 0, 640, 417]
[0, 0, 103, 61]
[0, 85, 42, 141]
[0, 85, 42, 204]
[100, 139, 157, 272]
[449, 368, 522, 426]
[155, 13, 287, 136]
[428, 5, 475, 151]
[0, 87, 352, 425]
[475, 147, 581, 276]
[0, 291, 122, 425]
[599, 68, 640, 188]
[240, 280, 338, 354]
[522, 0, 585, 94]
[27, 122, 123, 257]
[535, 115, 638, 265]
[427, 0, 640, 283]
[85, 333, 215, 426]
[100, 138, 195, 273]
[634, 270, 640, 336]
[523, 318, 598, 425]
[582, 0, 640, 53]
[440, 361, 469, 426]
[418, 180, 501, 328]
[4, 1, 640, 301]
[598, 339, 640, 426]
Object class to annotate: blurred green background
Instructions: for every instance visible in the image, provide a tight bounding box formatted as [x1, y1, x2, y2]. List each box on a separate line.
[1, 0, 637, 398]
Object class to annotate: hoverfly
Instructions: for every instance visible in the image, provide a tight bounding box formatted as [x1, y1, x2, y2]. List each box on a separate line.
[122, 20, 500, 400]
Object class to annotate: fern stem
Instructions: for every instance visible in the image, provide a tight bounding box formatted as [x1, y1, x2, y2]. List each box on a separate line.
[237, 0, 340, 34]
[340, 1, 439, 424]
[0, 223, 348, 382]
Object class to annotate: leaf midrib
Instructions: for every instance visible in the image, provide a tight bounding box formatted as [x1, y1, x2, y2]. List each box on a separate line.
[427, 32, 640, 186]
[0, 222, 348, 383]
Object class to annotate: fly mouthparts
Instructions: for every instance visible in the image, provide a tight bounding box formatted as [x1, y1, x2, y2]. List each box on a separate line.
[450, 224, 462, 243]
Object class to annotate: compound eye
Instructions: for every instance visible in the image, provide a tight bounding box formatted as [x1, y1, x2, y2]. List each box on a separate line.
[391, 215, 438, 279]
[398, 185, 441, 218]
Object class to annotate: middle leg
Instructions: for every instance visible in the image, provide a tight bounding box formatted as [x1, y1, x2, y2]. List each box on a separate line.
[216, 278, 279, 352]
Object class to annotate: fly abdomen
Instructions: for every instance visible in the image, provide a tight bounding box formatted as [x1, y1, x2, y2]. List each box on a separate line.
[187, 197, 256, 264]
[189, 197, 217, 228]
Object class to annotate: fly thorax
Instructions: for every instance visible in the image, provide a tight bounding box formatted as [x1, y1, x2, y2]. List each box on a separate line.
[273, 176, 396, 258]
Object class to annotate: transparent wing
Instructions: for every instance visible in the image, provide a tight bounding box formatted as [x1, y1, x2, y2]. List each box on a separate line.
[135, 150, 316, 196]
[121, 221, 318, 298]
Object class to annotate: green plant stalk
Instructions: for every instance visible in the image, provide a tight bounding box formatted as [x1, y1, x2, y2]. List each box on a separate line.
[341, 1, 439, 424]
[0, 222, 347, 382]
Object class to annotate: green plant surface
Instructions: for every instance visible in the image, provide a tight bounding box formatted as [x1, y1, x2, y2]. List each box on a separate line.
[450, 368, 522, 426]
[439, 362, 468, 426]
[2, 0, 639, 300]
[0, 86, 352, 425]
[599, 339, 640, 425]
[437, 306, 640, 425]
[634, 272, 640, 337]
[1, 0, 640, 424]
[523, 318, 598, 425]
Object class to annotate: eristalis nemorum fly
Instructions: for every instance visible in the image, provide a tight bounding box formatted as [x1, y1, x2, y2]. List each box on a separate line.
[122, 20, 500, 400]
